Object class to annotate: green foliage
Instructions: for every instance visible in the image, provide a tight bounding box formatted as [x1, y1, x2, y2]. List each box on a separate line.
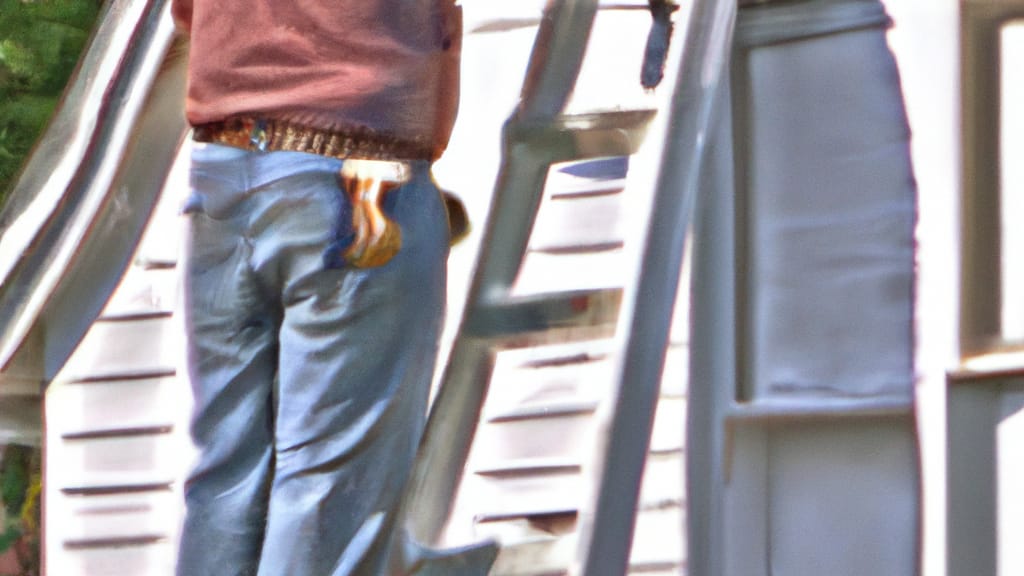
[0, 445, 40, 576]
[0, 0, 101, 199]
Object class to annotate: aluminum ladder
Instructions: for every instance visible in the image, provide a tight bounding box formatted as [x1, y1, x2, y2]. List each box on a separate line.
[392, 1, 735, 574]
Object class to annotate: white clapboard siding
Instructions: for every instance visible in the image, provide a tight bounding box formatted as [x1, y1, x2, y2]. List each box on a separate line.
[447, 156, 688, 574]
[45, 146, 191, 576]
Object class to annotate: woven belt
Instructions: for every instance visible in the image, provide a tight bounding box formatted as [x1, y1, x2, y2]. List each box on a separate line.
[193, 117, 435, 268]
[192, 117, 434, 162]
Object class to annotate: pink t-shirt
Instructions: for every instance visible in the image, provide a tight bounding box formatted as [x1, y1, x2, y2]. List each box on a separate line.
[172, 0, 461, 158]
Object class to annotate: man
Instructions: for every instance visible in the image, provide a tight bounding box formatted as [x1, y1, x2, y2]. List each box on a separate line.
[170, 1, 462, 574]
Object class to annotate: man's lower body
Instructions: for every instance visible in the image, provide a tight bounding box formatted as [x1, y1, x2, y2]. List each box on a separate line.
[175, 143, 449, 576]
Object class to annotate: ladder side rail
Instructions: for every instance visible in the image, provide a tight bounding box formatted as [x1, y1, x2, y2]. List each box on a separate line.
[397, 0, 600, 546]
[514, 1, 600, 126]
[572, 0, 737, 574]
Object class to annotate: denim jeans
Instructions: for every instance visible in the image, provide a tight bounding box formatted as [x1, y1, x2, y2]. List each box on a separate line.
[176, 143, 449, 576]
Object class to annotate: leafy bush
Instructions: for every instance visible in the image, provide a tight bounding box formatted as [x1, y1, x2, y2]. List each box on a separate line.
[0, 0, 101, 200]
[0, 444, 40, 576]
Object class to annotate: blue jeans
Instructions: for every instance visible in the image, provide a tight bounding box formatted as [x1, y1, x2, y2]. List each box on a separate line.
[176, 143, 449, 576]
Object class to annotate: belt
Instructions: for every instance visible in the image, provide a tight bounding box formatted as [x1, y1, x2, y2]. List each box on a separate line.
[192, 117, 435, 162]
[194, 117, 425, 268]
[191, 117, 465, 269]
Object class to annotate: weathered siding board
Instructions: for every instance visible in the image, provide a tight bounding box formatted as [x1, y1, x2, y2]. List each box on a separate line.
[45, 142, 190, 575]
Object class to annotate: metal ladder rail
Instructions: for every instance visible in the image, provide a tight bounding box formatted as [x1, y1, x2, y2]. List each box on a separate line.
[395, 0, 656, 563]
[572, 0, 735, 573]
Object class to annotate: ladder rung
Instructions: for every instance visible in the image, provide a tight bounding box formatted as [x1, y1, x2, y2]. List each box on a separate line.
[510, 109, 657, 162]
[554, 110, 656, 134]
[466, 288, 621, 343]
